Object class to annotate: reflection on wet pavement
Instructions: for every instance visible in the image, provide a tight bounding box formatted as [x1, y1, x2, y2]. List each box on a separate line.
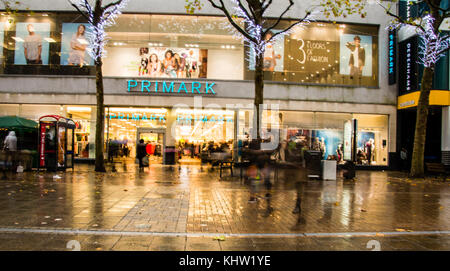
[0, 163, 448, 250]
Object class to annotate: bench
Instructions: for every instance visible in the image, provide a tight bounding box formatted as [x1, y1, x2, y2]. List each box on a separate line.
[426, 162, 447, 178]
[218, 160, 234, 178]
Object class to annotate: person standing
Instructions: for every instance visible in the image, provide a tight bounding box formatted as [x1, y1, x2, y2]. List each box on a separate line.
[3, 131, 18, 172]
[68, 24, 88, 66]
[136, 139, 147, 172]
[23, 24, 43, 64]
[400, 147, 408, 172]
[346, 35, 365, 79]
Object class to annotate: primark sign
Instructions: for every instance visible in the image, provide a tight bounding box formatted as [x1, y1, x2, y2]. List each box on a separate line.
[127, 80, 217, 95]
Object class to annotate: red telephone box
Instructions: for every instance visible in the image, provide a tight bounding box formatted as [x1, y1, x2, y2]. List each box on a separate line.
[38, 115, 75, 171]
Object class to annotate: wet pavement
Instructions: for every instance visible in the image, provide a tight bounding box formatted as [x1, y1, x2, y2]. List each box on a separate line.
[0, 162, 449, 250]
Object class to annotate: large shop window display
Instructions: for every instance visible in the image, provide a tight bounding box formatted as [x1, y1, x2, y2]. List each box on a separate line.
[238, 111, 388, 166]
[245, 22, 379, 87]
[101, 14, 243, 80]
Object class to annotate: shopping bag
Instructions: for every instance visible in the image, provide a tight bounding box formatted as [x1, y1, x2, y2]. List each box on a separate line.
[142, 156, 149, 166]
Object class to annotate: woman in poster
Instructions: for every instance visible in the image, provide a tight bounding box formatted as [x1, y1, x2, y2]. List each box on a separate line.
[138, 47, 149, 76]
[149, 53, 161, 77]
[68, 24, 88, 66]
[174, 53, 186, 78]
[163, 50, 177, 78]
[263, 31, 281, 72]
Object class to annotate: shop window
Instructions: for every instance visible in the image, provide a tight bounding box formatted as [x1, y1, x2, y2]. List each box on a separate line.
[239, 110, 388, 165]
[67, 106, 94, 159]
[1, 13, 378, 88]
[102, 14, 244, 80]
[244, 22, 379, 87]
[105, 107, 167, 158]
[353, 114, 389, 166]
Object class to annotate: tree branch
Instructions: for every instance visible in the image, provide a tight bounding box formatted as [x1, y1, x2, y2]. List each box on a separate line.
[379, 2, 426, 32]
[263, 0, 294, 36]
[69, 0, 91, 21]
[205, 0, 256, 43]
[235, 0, 254, 22]
[102, 0, 125, 12]
[268, 10, 311, 42]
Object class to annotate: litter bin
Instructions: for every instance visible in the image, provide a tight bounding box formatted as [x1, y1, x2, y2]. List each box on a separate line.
[164, 146, 176, 165]
[321, 160, 337, 180]
[342, 161, 356, 180]
[304, 150, 322, 179]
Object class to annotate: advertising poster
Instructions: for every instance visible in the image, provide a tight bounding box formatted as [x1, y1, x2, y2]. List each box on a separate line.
[0, 22, 4, 59]
[339, 34, 373, 77]
[61, 23, 93, 66]
[249, 30, 285, 72]
[288, 38, 337, 74]
[136, 47, 203, 78]
[14, 22, 50, 65]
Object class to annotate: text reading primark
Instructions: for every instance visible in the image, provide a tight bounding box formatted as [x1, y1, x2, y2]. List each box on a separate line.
[127, 80, 216, 95]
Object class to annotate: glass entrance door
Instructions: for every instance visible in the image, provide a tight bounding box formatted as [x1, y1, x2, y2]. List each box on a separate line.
[136, 128, 165, 164]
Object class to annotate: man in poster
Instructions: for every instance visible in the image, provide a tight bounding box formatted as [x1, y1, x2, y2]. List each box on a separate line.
[23, 24, 42, 64]
[346, 35, 365, 78]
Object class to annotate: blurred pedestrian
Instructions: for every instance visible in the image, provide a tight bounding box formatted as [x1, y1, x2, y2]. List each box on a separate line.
[3, 131, 17, 172]
[136, 139, 147, 172]
[400, 147, 408, 172]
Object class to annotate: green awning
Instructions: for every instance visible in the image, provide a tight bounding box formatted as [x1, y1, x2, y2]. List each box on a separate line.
[0, 116, 38, 130]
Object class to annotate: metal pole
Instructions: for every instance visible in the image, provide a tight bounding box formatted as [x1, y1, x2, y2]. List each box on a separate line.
[106, 106, 110, 163]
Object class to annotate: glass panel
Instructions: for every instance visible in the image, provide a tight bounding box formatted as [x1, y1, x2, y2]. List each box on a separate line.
[244, 21, 379, 87]
[353, 113, 389, 166]
[67, 106, 92, 158]
[102, 14, 244, 79]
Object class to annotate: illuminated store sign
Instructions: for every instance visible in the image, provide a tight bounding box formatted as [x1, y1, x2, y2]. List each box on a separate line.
[398, 36, 418, 94]
[388, 29, 396, 85]
[107, 112, 166, 122]
[127, 80, 216, 95]
[176, 114, 233, 123]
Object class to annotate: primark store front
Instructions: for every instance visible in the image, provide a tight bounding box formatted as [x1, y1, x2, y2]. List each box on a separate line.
[0, 4, 397, 167]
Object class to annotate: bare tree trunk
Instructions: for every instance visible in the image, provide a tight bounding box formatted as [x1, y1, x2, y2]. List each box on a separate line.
[94, 58, 106, 172]
[410, 66, 434, 177]
[254, 51, 264, 143]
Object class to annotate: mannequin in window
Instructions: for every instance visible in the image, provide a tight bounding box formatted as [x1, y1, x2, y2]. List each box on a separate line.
[320, 137, 326, 159]
[365, 138, 374, 165]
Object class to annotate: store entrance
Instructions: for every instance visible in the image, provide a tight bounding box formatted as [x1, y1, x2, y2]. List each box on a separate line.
[137, 128, 165, 164]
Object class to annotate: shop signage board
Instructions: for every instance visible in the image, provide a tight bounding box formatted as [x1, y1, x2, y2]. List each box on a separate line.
[107, 112, 166, 122]
[398, 36, 419, 95]
[127, 80, 216, 95]
[388, 29, 396, 85]
[177, 114, 233, 123]
[107, 112, 233, 123]
[397, 90, 450, 109]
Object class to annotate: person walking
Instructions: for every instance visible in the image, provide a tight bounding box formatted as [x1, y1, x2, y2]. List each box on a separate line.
[136, 139, 147, 172]
[400, 147, 408, 172]
[3, 131, 18, 172]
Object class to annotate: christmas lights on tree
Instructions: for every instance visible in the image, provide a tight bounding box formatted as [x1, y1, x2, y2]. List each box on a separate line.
[388, 14, 449, 68]
[69, 0, 129, 61]
[212, 0, 315, 62]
